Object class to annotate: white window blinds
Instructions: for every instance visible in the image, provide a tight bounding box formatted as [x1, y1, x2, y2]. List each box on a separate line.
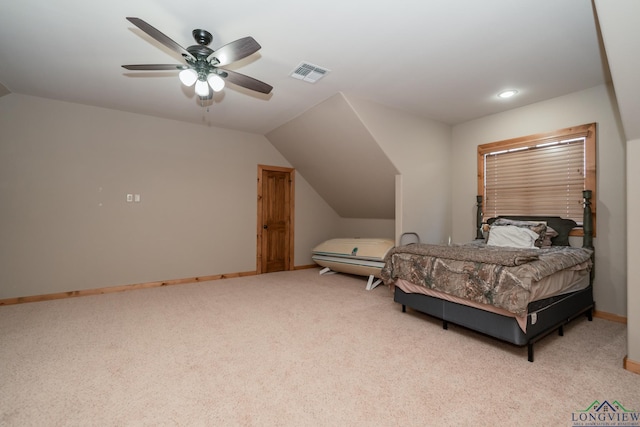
[483, 138, 586, 223]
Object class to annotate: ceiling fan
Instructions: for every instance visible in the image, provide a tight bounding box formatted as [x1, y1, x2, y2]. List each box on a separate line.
[122, 17, 272, 99]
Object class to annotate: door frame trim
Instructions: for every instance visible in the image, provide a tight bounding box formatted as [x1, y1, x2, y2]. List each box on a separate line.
[256, 164, 295, 274]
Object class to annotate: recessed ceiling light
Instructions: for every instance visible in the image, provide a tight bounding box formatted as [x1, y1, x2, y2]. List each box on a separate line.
[498, 89, 518, 99]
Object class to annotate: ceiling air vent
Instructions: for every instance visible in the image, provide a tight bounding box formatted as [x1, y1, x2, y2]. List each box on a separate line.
[290, 62, 330, 83]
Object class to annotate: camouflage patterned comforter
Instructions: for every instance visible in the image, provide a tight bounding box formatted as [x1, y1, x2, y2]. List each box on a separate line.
[380, 243, 593, 317]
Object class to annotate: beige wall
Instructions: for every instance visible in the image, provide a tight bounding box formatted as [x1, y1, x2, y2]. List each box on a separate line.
[0, 94, 340, 299]
[292, 173, 343, 265]
[345, 96, 452, 244]
[627, 140, 639, 361]
[335, 218, 395, 239]
[451, 84, 627, 317]
[594, 0, 639, 367]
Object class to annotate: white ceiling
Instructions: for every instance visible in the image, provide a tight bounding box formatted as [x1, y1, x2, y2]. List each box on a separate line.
[0, 0, 608, 135]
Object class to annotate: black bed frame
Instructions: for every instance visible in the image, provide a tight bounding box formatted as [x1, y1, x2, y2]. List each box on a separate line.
[395, 190, 595, 362]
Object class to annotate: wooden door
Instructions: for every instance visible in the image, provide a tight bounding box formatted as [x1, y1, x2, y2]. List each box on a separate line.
[257, 165, 294, 274]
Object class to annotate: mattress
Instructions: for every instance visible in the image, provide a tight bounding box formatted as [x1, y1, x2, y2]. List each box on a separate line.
[312, 238, 395, 290]
[381, 243, 593, 317]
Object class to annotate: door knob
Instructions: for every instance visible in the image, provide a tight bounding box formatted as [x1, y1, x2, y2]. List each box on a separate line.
[263, 225, 268, 229]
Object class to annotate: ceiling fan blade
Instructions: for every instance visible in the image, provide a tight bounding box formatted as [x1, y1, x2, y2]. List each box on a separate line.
[126, 17, 194, 60]
[207, 37, 261, 66]
[221, 69, 272, 94]
[122, 64, 187, 71]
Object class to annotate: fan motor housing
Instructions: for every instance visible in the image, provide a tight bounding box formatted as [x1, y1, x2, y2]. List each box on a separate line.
[186, 45, 214, 59]
[192, 29, 213, 45]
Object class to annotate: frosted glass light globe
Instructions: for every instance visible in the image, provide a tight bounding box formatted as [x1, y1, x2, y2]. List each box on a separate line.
[178, 69, 198, 87]
[207, 73, 225, 92]
[195, 79, 210, 96]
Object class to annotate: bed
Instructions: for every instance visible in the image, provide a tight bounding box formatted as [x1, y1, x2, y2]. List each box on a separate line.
[381, 190, 595, 362]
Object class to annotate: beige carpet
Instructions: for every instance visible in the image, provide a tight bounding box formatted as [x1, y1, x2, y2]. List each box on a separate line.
[1, 269, 638, 426]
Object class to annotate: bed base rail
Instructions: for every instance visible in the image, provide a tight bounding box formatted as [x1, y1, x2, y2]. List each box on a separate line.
[395, 286, 594, 362]
[524, 303, 594, 362]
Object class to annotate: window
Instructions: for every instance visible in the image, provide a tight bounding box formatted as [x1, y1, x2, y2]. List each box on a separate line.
[477, 123, 596, 236]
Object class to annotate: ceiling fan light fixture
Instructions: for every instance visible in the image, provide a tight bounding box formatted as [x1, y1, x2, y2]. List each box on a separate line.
[122, 18, 272, 96]
[195, 79, 211, 97]
[179, 68, 198, 87]
[207, 73, 225, 92]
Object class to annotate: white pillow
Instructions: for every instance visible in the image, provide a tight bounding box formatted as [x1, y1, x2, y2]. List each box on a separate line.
[486, 225, 539, 249]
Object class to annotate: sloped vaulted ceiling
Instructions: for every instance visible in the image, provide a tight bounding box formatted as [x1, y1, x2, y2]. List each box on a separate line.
[594, 1, 640, 141]
[266, 93, 398, 219]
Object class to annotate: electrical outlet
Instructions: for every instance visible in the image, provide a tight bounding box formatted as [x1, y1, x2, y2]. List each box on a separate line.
[126, 194, 133, 202]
